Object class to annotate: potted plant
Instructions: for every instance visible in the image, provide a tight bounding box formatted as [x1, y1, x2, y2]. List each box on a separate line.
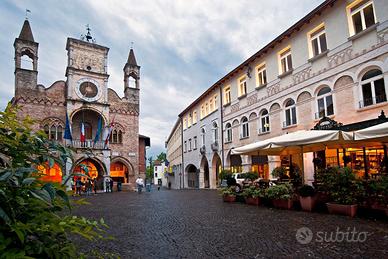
[298, 184, 316, 212]
[323, 167, 364, 217]
[242, 186, 265, 205]
[366, 176, 388, 216]
[220, 187, 237, 202]
[266, 183, 294, 209]
[271, 166, 288, 180]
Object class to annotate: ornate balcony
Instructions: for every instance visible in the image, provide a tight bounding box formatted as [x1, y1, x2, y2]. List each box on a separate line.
[199, 145, 206, 155]
[71, 139, 106, 149]
[211, 141, 219, 152]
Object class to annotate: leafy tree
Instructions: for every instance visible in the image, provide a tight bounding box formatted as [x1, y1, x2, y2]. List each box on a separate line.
[156, 152, 166, 162]
[0, 103, 108, 258]
[146, 156, 154, 180]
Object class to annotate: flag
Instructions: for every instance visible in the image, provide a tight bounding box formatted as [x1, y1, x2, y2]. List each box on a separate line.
[93, 116, 102, 146]
[80, 122, 85, 142]
[104, 116, 115, 148]
[64, 112, 72, 141]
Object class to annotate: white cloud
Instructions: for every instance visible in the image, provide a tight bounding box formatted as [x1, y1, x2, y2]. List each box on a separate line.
[0, 0, 323, 157]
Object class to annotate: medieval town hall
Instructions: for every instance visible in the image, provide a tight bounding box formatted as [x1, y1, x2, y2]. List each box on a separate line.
[12, 19, 150, 191]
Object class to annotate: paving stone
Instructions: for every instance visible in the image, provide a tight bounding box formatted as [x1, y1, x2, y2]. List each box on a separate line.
[74, 189, 388, 258]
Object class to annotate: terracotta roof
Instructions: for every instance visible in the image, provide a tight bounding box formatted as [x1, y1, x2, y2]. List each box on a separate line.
[18, 19, 34, 42]
[127, 49, 138, 66]
[178, 0, 336, 117]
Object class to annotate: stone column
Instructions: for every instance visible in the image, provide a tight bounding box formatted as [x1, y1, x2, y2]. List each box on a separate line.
[102, 150, 111, 192]
[303, 152, 315, 185]
[64, 158, 73, 191]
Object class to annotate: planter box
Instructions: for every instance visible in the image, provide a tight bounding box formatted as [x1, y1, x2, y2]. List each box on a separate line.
[300, 196, 317, 212]
[272, 199, 293, 209]
[245, 197, 261, 206]
[326, 203, 358, 217]
[223, 195, 236, 203]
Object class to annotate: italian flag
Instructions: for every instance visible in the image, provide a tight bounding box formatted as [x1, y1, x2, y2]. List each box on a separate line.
[80, 122, 86, 142]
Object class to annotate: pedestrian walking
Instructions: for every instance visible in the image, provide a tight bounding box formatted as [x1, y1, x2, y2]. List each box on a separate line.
[110, 179, 114, 192]
[76, 178, 82, 196]
[86, 179, 92, 195]
[93, 178, 97, 194]
[136, 176, 144, 194]
[105, 178, 110, 193]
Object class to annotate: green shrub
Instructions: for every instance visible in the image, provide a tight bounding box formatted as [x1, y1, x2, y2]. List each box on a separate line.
[298, 184, 316, 197]
[271, 167, 287, 179]
[317, 167, 364, 205]
[0, 104, 109, 258]
[219, 169, 233, 180]
[266, 183, 294, 200]
[242, 186, 265, 198]
[220, 187, 236, 196]
[244, 172, 259, 181]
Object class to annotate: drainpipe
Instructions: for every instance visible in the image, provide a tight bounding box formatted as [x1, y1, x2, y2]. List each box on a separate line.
[220, 86, 225, 171]
[180, 116, 184, 189]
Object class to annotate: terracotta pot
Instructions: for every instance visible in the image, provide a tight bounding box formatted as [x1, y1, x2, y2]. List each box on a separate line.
[300, 196, 317, 212]
[245, 197, 260, 206]
[223, 195, 236, 202]
[316, 192, 329, 203]
[272, 199, 293, 209]
[326, 203, 358, 217]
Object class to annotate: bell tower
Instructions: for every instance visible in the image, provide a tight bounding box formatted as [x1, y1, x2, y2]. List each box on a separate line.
[14, 19, 39, 96]
[123, 48, 140, 105]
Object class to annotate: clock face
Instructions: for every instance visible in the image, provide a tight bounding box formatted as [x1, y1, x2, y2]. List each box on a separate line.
[80, 82, 98, 98]
[75, 78, 102, 102]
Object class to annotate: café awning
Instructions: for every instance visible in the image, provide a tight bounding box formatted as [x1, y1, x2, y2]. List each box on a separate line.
[352, 122, 388, 141]
[231, 130, 347, 156]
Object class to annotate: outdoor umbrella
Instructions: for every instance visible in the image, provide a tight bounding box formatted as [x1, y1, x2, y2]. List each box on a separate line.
[231, 129, 347, 156]
[352, 122, 388, 141]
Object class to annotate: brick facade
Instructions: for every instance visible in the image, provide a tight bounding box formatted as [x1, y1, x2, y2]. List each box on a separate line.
[12, 20, 150, 191]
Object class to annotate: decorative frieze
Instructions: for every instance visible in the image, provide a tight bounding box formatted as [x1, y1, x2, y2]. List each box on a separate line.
[247, 93, 258, 106]
[266, 83, 280, 96]
[328, 47, 353, 68]
[231, 103, 240, 113]
[292, 67, 312, 85]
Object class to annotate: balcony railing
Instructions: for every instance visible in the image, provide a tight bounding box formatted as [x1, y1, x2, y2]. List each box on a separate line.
[71, 139, 106, 149]
[282, 120, 297, 128]
[359, 95, 387, 108]
[258, 127, 270, 134]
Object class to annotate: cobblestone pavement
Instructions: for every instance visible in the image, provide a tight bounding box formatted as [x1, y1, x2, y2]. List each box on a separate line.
[74, 189, 388, 258]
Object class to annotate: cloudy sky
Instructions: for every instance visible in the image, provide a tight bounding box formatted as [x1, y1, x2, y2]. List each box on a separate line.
[0, 0, 323, 158]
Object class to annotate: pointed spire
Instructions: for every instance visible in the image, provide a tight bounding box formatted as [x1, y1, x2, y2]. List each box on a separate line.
[127, 48, 138, 66]
[18, 19, 34, 42]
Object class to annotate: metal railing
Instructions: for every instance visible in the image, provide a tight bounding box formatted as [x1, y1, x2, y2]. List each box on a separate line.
[71, 139, 106, 149]
[258, 127, 270, 134]
[359, 95, 387, 108]
[282, 120, 297, 128]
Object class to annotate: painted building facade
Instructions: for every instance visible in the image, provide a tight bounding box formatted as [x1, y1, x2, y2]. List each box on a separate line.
[169, 0, 388, 188]
[12, 19, 150, 191]
[165, 119, 183, 189]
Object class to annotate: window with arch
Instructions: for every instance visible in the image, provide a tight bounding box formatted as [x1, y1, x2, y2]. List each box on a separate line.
[284, 99, 297, 127]
[42, 120, 63, 141]
[360, 69, 386, 108]
[225, 123, 232, 143]
[109, 129, 124, 144]
[317, 87, 334, 118]
[240, 117, 249, 139]
[212, 121, 219, 143]
[201, 127, 206, 146]
[259, 109, 270, 133]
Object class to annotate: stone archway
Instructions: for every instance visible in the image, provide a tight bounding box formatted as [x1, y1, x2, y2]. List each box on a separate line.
[200, 156, 210, 188]
[72, 157, 106, 191]
[111, 157, 135, 190]
[211, 153, 222, 188]
[185, 164, 199, 188]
